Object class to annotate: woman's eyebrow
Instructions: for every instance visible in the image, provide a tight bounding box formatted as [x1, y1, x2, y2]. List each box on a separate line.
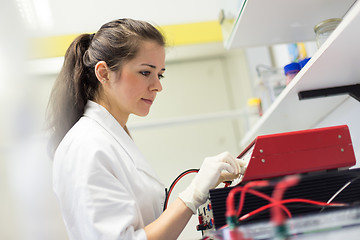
[141, 63, 166, 71]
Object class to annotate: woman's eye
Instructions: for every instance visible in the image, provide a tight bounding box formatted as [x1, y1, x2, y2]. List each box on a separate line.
[140, 71, 164, 80]
[140, 71, 151, 76]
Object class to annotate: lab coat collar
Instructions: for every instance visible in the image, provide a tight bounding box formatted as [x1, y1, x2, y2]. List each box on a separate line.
[83, 100, 162, 184]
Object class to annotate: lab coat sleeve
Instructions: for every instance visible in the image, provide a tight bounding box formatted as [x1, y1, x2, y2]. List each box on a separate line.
[56, 146, 148, 240]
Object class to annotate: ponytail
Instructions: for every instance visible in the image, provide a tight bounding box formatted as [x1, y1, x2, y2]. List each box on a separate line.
[46, 33, 98, 155]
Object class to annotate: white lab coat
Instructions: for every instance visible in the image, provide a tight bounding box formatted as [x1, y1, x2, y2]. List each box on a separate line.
[53, 100, 165, 240]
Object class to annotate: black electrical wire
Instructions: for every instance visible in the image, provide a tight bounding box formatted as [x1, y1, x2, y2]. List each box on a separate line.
[163, 168, 199, 211]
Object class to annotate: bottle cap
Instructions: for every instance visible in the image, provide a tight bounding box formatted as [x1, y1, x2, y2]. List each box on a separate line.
[247, 98, 261, 106]
[299, 58, 311, 68]
[284, 62, 301, 75]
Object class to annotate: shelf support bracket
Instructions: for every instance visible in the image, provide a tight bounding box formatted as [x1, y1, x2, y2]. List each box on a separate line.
[298, 84, 360, 102]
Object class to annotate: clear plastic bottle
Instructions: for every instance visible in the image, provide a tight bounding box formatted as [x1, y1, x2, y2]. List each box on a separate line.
[284, 62, 301, 85]
[314, 18, 342, 48]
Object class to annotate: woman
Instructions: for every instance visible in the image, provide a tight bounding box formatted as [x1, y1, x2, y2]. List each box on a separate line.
[47, 18, 244, 240]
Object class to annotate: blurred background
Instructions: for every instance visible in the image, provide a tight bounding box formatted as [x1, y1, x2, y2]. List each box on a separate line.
[2, 0, 354, 239]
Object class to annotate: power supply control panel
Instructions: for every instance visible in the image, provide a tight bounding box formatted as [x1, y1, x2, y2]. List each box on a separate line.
[196, 199, 215, 233]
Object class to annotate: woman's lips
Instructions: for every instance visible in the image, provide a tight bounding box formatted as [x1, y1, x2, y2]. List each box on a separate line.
[142, 98, 153, 105]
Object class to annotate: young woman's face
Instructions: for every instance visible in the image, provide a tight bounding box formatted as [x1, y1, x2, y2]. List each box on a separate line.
[103, 40, 165, 126]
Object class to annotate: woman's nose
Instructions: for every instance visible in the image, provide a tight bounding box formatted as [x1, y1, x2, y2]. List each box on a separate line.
[151, 77, 163, 92]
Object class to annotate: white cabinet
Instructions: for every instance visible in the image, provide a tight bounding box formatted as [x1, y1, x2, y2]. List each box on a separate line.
[225, 0, 360, 148]
[225, 0, 357, 48]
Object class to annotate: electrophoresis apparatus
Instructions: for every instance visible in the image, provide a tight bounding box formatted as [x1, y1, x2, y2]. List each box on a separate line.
[196, 125, 360, 239]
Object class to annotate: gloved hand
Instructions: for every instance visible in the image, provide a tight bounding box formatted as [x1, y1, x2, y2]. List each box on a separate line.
[178, 152, 246, 214]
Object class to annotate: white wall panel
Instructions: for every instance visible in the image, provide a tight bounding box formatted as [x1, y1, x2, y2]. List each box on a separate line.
[315, 97, 360, 168]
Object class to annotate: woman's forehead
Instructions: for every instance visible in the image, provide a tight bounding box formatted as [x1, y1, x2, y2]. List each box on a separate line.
[132, 41, 165, 68]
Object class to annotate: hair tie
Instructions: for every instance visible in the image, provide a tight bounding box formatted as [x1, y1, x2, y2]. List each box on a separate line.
[89, 33, 95, 41]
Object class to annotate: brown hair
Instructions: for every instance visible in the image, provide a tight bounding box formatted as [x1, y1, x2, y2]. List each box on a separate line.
[46, 18, 165, 155]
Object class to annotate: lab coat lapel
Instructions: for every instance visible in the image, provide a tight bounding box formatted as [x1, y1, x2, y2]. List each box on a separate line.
[83, 101, 161, 182]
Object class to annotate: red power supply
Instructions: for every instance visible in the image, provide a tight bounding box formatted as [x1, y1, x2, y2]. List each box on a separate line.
[238, 125, 356, 182]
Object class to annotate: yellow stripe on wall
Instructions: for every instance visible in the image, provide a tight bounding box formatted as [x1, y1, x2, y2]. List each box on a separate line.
[29, 21, 223, 59]
[29, 34, 81, 59]
[160, 20, 223, 46]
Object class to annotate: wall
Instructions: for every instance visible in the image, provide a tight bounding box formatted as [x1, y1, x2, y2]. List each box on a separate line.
[315, 97, 360, 168]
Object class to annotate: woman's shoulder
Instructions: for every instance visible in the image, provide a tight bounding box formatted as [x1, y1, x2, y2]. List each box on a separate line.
[70, 116, 107, 139]
[57, 116, 114, 154]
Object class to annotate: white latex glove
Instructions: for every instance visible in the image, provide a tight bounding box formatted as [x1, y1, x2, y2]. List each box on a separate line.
[179, 152, 244, 214]
[216, 159, 247, 186]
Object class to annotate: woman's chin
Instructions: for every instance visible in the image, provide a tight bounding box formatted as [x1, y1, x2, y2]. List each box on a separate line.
[135, 110, 150, 117]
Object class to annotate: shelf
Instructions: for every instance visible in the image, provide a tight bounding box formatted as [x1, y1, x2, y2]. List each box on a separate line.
[240, 0, 360, 147]
[225, 0, 357, 49]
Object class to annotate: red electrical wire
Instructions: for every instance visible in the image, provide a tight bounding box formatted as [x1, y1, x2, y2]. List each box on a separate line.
[239, 198, 348, 221]
[226, 185, 292, 219]
[223, 181, 232, 188]
[167, 171, 198, 201]
[164, 169, 199, 210]
[219, 197, 347, 233]
[237, 180, 270, 216]
[245, 188, 292, 218]
[271, 175, 300, 225]
[164, 169, 238, 211]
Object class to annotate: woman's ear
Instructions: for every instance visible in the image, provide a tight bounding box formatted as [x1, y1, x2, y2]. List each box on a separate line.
[94, 61, 110, 83]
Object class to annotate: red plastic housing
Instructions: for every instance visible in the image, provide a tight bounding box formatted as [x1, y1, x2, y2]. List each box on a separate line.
[239, 125, 356, 181]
